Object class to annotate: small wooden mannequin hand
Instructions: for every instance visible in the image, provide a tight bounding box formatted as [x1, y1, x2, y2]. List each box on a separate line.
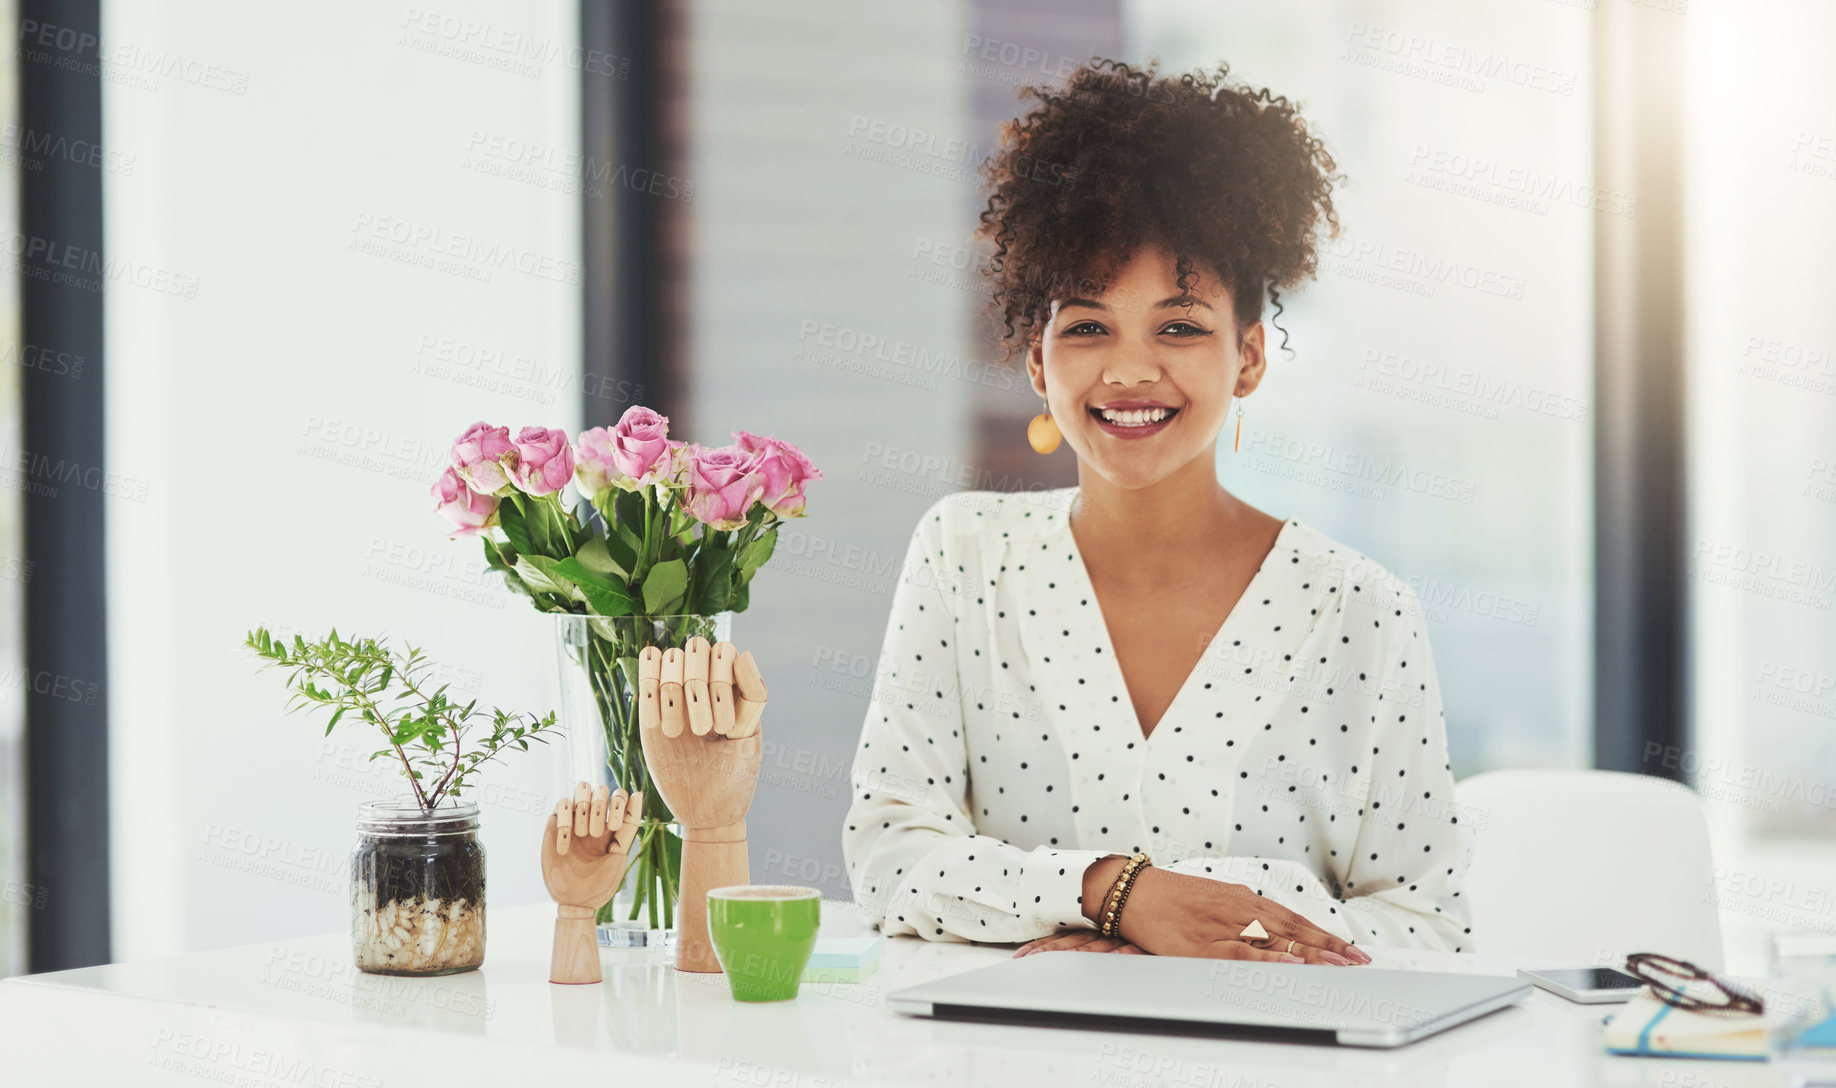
[638, 637, 767, 972]
[541, 782, 643, 984]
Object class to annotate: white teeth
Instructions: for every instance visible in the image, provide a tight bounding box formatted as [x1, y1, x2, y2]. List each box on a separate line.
[1098, 407, 1171, 426]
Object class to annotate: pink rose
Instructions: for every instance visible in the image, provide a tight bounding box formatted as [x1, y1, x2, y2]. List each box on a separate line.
[574, 427, 618, 494]
[432, 467, 499, 537]
[608, 406, 673, 489]
[510, 426, 576, 496]
[732, 430, 821, 517]
[449, 422, 515, 494]
[681, 444, 766, 530]
[662, 439, 693, 489]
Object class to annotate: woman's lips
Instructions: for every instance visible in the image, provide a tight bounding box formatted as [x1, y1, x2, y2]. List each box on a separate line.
[1088, 406, 1178, 440]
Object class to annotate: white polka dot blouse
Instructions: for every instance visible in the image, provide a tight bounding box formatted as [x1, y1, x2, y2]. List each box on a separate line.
[842, 487, 1475, 951]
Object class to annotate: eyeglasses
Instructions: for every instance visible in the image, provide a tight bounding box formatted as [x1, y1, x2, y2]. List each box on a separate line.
[1625, 952, 1765, 1016]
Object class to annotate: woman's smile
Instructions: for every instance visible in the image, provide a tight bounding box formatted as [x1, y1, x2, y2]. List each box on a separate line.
[1089, 400, 1180, 440]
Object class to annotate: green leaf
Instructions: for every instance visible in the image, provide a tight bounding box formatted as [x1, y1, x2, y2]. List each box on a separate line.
[533, 496, 571, 557]
[498, 498, 534, 554]
[612, 488, 647, 536]
[699, 546, 735, 613]
[573, 536, 626, 579]
[496, 571, 537, 602]
[552, 557, 634, 616]
[731, 579, 750, 614]
[699, 536, 735, 580]
[514, 555, 572, 597]
[324, 706, 346, 735]
[480, 536, 516, 573]
[738, 526, 778, 579]
[553, 556, 620, 592]
[642, 558, 688, 615]
[610, 522, 642, 576]
[578, 579, 635, 617]
[525, 494, 563, 557]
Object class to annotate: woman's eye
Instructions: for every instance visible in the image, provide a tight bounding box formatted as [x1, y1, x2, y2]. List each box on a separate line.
[1161, 322, 1213, 338]
[1062, 321, 1106, 337]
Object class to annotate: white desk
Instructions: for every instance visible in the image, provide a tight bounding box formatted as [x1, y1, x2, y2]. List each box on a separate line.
[0, 901, 1786, 1087]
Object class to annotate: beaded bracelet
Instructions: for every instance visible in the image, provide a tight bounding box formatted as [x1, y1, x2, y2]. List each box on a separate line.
[1101, 853, 1150, 937]
[1097, 854, 1140, 924]
[1101, 851, 1145, 928]
[1100, 852, 1152, 938]
[1096, 860, 1131, 935]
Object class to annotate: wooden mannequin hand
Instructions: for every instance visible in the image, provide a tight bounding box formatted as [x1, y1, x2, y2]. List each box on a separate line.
[541, 782, 643, 984]
[542, 782, 644, 909]
[636, 637, 766, 832]
[636, 636, 766, 972]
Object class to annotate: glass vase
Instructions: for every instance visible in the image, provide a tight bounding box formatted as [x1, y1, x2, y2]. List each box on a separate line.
[554, 611, 733, 947]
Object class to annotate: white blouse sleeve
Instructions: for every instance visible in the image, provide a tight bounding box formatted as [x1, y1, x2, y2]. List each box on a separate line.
[843, 498, 1110, 943]
[1153, 582, 1472, 952]
[1332, 584, 1474, 950]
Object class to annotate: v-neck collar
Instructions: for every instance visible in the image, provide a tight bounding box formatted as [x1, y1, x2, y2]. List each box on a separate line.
[1049, 492, 1298, 742]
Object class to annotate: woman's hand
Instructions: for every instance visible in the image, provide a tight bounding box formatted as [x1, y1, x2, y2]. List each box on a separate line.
[1082, 857, 1372, 965]
[1013, 930, 1145, 957]
[1123, 866, 1370, 964]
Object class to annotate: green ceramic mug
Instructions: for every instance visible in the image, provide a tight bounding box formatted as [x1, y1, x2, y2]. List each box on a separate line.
[706, 885, 821, 1002]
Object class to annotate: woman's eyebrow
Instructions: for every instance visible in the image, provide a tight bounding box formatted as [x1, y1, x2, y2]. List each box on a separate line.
[1052, 294, 1215, 314]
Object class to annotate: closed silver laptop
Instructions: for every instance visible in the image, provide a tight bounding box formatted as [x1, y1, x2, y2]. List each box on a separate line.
[888, 952, 1531, 1047]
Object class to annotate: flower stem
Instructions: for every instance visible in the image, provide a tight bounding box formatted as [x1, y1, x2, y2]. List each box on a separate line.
[653, 832, 668, 924]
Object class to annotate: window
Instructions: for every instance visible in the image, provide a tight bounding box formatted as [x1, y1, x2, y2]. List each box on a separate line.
[1125, 0, 1594, 775]
[1683, 0, 1836, 968]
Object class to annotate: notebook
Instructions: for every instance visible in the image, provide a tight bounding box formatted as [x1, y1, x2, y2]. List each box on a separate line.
[1602, 993, 1770, 1060]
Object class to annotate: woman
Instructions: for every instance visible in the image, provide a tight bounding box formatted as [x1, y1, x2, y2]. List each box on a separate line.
[842, 60, 1473, 964]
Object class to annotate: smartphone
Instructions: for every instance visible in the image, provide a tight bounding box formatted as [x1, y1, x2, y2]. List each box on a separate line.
[1517, 967, 1646, 1004]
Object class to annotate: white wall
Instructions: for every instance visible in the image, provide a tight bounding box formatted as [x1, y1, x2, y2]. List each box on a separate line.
[105, 1, 581, 958]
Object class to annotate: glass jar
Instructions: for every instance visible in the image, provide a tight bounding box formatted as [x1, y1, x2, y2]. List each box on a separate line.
[1771, 931, 1836, 1085]
[351, 800, 485, 976]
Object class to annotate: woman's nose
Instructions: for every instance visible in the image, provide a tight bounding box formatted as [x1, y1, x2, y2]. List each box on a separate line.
[1102, 345, 1162, 385]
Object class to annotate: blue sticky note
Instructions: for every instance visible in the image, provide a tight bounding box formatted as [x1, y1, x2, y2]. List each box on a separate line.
[1800, 1014, 1836, 1048]
[802, 937, 881, 982]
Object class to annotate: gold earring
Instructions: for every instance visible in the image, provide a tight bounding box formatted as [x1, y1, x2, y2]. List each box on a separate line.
[1233, 399, 1244, 453]
[1027, 397, 1061, 454]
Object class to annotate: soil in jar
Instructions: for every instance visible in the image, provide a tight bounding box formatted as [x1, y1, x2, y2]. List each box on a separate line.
[352, 833, 485, 976]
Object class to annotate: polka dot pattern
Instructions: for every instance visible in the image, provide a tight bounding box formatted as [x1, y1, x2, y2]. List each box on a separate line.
[841, 488, 1475, 952]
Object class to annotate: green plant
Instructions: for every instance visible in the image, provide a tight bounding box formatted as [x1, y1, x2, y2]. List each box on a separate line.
[247, 626, 558, 813]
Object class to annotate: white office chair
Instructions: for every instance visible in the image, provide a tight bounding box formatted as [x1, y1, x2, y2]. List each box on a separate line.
[1455, 768, 1725, 971]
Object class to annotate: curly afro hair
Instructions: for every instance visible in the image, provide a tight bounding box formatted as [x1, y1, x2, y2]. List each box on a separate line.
[976, 58, 1343, 357]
